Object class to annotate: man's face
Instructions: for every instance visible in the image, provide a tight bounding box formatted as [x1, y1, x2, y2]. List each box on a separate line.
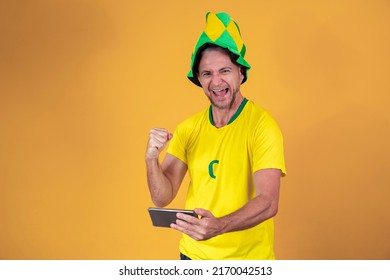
[197, 49, 244, 110]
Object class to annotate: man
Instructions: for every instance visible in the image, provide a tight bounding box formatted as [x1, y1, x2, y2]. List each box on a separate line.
[145, 12, 286, 260]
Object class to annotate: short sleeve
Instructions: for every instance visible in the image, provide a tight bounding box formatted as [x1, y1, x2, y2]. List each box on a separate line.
[252, 112, 286, 176]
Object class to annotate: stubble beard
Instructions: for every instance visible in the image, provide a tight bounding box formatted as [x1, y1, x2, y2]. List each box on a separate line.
[208, 88, 237, 110]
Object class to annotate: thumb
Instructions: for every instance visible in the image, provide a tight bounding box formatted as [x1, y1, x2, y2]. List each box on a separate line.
[167, 133, 173, 141]
[194, 208, 212, 218]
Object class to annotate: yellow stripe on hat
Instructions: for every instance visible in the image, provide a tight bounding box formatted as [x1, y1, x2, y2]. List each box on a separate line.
[226, 21, 243, 52]
[204, 13, 226, 41]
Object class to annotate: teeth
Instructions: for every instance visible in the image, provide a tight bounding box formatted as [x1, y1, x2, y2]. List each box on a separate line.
[212, 89, 226, 94]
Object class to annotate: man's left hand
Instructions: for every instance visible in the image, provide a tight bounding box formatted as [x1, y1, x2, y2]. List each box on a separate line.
[170, 208, 225, 241]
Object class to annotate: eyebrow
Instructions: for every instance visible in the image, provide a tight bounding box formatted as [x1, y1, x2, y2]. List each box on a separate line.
[199, 70, 211, 75]
[220, 67, 232, 71]
[200, 66, 233, 74]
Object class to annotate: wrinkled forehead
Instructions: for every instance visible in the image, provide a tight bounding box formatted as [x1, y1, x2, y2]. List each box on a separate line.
[198, 48, 239, 72]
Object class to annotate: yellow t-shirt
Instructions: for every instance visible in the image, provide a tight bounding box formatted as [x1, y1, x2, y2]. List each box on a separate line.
[167, 98, 286, 259]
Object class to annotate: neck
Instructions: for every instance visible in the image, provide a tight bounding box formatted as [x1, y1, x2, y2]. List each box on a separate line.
[211, 95, 245, 128]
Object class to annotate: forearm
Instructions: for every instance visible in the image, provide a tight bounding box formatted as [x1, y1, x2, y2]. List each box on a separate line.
[172, 169, 281, 241]
[146, 158, 175, 207]
[175, 194, 279, 241]
[219, 194, 278, 234]
[219, 169, 281, 234]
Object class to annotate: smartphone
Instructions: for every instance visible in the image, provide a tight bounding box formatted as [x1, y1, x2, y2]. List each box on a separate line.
[148, 207, 197, 227]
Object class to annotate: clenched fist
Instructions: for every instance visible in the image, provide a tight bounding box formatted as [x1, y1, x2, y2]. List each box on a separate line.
[146, 128, 173, 160]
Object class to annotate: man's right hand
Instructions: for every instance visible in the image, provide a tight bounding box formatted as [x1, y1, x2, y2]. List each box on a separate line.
[146, 128, 173, 160]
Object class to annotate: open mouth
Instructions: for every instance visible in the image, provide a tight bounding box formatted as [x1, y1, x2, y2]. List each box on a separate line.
[212, 88, 229, 97]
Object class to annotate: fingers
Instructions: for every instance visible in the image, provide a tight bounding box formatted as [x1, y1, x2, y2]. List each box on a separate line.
[194, 208, 211, 217]
[176, 212, 200, 223]
[171, 218, 205, 241]
[172, 212, 200, 233]
[146, 128, 173, 159]
[172, 209, 220, 241]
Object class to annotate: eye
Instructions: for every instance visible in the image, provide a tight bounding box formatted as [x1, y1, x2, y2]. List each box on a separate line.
[201, 72, 211, 77]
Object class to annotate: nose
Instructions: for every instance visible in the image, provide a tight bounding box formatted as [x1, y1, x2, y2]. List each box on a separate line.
[210, 73, 223, 86]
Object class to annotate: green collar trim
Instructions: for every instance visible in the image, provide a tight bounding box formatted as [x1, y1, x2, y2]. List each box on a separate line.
[209, 98, 248, 126]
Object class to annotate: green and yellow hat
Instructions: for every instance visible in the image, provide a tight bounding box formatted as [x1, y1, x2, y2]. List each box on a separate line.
[187, 12, 251, 87]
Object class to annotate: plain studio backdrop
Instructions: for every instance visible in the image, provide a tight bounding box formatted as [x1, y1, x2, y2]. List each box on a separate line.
[0, 0, 389, 259]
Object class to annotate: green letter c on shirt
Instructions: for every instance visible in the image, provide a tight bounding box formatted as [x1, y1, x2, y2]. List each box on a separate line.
[208, 160, 219, 179]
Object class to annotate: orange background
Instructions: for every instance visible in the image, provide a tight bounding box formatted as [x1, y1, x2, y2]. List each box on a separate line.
[1, 0, 389, 259]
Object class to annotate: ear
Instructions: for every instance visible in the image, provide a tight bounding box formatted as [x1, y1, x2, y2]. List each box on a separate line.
[239, 67, 245, 83]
